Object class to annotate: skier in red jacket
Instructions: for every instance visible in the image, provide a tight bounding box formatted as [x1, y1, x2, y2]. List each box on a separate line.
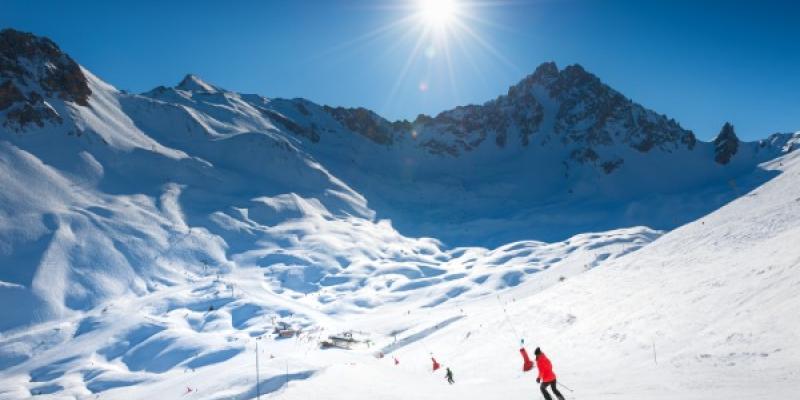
[535, 347, 564, 400]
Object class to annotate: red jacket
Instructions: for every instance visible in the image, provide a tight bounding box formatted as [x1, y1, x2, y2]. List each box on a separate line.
[536, 353, 557, 383]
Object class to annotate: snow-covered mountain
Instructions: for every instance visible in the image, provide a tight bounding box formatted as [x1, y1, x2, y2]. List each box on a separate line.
[131, 50, 798, 247]
[1, 27, 798, 328]
[0, 28, 799, 399]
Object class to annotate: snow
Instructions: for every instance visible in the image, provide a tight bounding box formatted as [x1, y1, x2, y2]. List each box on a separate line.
[1, 44, 799, 399]
[176, 74, 219, 94]
[0, 223, 655, 398]
[1, 149, 799, 398]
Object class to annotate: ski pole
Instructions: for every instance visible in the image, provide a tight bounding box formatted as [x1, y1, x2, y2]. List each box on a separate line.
[557, 381, 574, 392]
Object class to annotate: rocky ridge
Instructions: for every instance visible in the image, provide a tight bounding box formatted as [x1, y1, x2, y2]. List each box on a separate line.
[0, 29, 90, 130]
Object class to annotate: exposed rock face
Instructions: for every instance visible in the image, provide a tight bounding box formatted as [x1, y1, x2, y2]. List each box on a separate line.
[0, 79, 24, 110]
[260, 107, 321, 143]
[714, 122, 740, 164]
[411, 64, 550, 153]
[323, 106, 410, 145]
[546, 64, 695, 153]
[0, 28, 91, 130]
[392, 62, 698, 176]
[314, 62, 700, 177]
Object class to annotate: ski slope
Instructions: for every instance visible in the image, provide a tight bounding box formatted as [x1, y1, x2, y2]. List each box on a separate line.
[1, 28, 799, 399]
[0, 222, 658, 398]
[1, 152, 799, 399]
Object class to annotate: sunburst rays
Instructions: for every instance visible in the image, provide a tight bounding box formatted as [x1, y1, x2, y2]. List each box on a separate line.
[318, 0, 523, 117]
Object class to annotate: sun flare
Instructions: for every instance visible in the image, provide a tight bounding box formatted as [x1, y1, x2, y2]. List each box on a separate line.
[417, 0, 459, 29]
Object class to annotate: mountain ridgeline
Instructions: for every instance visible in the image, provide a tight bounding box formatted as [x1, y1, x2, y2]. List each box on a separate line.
[333, 61, 698, 163]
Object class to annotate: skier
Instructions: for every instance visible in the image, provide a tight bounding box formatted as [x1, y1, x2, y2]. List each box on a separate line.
[445, 367, 455, 384]
[535, 347, 564, 400]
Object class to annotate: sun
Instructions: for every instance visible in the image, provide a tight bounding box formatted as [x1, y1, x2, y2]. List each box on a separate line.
[417, 0, 459, 29]
[327, 0, 512, 109]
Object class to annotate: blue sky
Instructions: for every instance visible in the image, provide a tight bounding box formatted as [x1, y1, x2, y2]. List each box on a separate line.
[2, 0, 798, 140]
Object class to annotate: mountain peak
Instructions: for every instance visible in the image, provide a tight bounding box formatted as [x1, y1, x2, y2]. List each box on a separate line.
[176, 74, 217, 93]
[0, 29, 91, 105]
[532, 61, 559, 80]
[0, 28, 91, 130]
[511, 61, 559, 90]
[511, 62, 598, 94]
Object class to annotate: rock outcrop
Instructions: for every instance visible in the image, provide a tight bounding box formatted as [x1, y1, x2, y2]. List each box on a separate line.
[714, 122, 740, 164]
[0, 29, 91, 130]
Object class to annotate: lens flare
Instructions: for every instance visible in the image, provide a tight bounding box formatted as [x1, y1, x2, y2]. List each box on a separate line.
[418, 0, 459, 29]
[327, 0, 518, 114]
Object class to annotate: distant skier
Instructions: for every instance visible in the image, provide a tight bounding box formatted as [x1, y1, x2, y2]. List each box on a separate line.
[535, 347, 564, 400]
[445, 367, 455, 384]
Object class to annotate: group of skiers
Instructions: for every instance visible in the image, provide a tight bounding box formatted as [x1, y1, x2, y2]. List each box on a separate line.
[432, 347, 564, 400]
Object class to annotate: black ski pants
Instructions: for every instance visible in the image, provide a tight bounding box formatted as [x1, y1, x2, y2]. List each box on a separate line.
[540, 380, 564, 400]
